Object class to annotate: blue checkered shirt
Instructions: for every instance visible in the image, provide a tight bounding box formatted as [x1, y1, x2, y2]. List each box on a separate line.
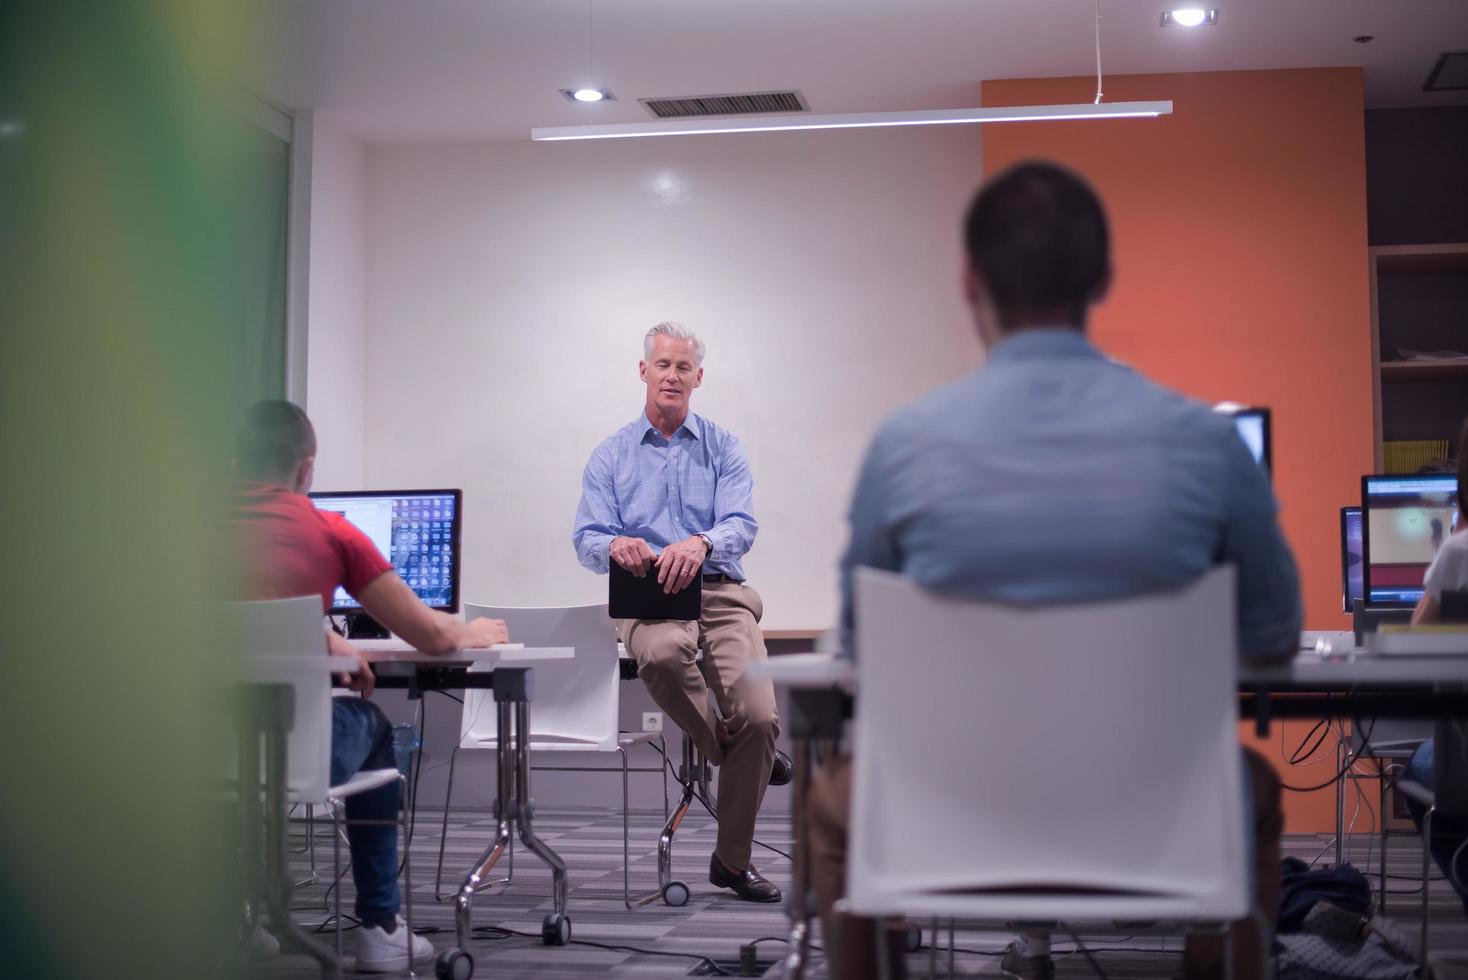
[574, 412, 757, 580]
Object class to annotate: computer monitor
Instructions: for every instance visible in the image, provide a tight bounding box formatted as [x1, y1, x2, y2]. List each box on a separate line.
[1361, 474, 1460, 607]
[308, 489, 463, 613]
[1214, 405, 1271, 476]
[1340, 506, 1362, 613]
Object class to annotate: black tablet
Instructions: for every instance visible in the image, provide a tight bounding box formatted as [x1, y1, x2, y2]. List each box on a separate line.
[608, 560, 702, 621]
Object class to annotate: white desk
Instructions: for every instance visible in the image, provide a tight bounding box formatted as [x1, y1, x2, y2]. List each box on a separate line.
[360, 641, 576, 962]
[751, 648, 1468, 980]
[747, 652, 853, 688]
[1244, 652, 1468, 688]
[354, 641, 574, 664]
[230, 654, 361, 680]
[750, 650, 1468, 697]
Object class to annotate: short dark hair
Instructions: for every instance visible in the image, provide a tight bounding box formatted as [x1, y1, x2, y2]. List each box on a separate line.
[236, 400, 316, 482]
[963, 161, 1112, 329]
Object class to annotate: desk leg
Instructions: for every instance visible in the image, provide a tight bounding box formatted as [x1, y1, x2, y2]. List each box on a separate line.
[782, 733, 814, 980]
[453, 701, 514, 953]
[1336, 738, 1348, 867]
[238, 729, 263, 950]
[262, 729, 338, 978]
[511, 700, 572, 944]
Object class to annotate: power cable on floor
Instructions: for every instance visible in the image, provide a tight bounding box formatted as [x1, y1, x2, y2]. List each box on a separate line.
[472, 924, 730, 975]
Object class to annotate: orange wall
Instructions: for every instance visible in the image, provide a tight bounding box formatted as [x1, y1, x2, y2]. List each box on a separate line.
[982, 68, 1375, 832]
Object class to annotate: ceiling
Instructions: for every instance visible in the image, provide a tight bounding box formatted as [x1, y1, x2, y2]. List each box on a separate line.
[250, 0, 1468, 144]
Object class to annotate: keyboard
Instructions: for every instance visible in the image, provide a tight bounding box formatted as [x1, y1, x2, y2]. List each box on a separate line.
[1299, 630, 1360, 656]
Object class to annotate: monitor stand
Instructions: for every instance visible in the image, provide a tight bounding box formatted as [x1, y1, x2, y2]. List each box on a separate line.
[344, 611, 390, 640]
[1352, 598, 1413, 647]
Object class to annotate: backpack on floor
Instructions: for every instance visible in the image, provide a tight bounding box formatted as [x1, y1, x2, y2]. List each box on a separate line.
[1275, 858, 1421, 980]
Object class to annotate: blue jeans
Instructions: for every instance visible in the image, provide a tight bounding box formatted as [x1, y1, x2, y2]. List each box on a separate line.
[330, 697, 401, 923]
[1404, 738, 1468, 916]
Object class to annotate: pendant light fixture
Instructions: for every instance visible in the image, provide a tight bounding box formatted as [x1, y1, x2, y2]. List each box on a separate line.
[533, 1, 1170, 141]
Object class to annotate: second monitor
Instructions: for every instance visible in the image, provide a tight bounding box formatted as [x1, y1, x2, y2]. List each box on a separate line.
[1361, 474, 1459, 607]
[1341, 506, 1362, 613]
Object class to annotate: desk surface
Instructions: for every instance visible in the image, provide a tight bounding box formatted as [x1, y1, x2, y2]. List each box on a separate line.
[748, 652, 855, 688]
[355, 642, 574, 664]
[752, 651, 1468, 691]
[232, 655, 361, 680]
[1243, 653, 1468, 688]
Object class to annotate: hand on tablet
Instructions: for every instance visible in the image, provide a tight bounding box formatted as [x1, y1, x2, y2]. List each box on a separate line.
[610, 536, 657, 576]
[656, 535, 710, 594]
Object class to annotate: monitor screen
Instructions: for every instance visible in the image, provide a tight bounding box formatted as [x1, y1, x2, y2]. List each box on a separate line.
[1361, 474, 1460, 606]
[1341, 506, 1362, 613]
[308, 489, 463, 613]
[1214, 405, 1271, 477]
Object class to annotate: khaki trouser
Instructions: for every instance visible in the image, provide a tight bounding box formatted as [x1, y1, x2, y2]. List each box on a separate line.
[807, 748, 1284, 980]
[621, 579, 781, 871]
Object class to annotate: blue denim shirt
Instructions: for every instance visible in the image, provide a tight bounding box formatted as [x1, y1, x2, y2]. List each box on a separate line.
[839, 328, 1302, 657]
[574, 411, 758, 579]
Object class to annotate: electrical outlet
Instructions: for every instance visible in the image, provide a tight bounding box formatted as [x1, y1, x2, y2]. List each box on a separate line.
[642, 711, 664, 733]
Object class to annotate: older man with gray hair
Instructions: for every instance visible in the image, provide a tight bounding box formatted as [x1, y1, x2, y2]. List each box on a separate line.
[573, 321, 791, 903]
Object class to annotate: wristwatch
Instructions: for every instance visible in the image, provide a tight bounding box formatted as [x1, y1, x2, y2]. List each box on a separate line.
[696, 533, 713, 556]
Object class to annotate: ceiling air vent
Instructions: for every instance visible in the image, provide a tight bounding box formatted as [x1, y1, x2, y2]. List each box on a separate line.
[1424, 51, 1468, 92]
[639, 90, 807, 119]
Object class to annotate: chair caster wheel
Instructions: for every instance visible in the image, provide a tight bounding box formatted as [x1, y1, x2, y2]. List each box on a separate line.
[542, 912, 571, 946]
[434, 947, 474, 980]
[662, 880, 690, 907]
[905, 924, 923, 953]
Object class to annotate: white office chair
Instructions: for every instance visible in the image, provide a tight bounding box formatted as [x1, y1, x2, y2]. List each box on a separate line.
[220, 596, 411, 977]
[434, 603, 669, 907]
[845, 566, 1254, 978]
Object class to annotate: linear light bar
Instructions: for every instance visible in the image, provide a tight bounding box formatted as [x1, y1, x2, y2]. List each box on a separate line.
[531, 100, 1172, 141]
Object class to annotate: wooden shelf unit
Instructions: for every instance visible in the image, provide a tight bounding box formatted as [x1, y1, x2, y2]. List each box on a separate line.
[1368, 242, 1468, 471]
[1379, 359, 1468, 382]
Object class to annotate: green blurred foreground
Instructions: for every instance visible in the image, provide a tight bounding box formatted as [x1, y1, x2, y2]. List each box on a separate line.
[1, 2, 278, 976]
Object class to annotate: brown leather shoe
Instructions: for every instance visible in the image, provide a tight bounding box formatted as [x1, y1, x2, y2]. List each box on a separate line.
[708, 855, 782, 903]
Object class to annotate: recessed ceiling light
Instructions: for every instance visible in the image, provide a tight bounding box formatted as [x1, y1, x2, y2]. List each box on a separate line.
[1161, 8, 1219, 28]
[561, 88, 615, 103]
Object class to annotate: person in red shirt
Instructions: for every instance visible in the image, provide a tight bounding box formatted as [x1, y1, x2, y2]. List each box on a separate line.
[231, 400, 506, 972]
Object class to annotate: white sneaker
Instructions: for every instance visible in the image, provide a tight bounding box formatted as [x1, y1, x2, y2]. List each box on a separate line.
[247, 920, 279, 960]
[354, 915, 434, 973]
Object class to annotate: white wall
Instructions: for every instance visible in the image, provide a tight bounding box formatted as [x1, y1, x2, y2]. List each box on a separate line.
[364, 128, 985, 629]
[304, 113, 369, 490]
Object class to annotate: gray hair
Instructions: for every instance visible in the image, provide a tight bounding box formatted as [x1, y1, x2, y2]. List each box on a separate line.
[644, 321, 705, 365]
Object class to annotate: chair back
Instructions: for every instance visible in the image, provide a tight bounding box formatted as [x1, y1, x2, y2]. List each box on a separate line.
[1351, 718, 1432, 760]
[218, 595, 333, 802]
[847, 566, 1248, 923]
[461, 603, 619, 752]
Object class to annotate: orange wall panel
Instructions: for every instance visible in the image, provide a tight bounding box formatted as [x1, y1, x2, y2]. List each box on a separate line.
[982, 69, 1375, 831]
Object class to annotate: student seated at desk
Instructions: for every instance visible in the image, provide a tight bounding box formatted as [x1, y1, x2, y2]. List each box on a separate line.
[229, 400, 507, 971]
[1403, 414, 1468, 916]
[813, 162, 1302, 980]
